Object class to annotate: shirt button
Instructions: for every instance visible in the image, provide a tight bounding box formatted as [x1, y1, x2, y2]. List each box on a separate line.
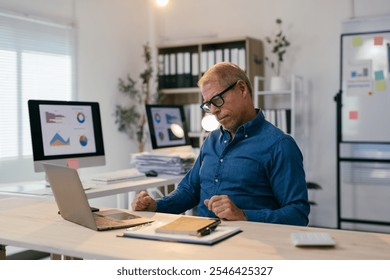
[224, 140, 227, 143]
[245, 134, 248, 138]
[215, 179, 219, 183]
[220, 159, 223, 163]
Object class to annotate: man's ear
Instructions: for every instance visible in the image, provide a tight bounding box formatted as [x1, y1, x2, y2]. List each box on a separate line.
[238, 80, 249, 97]
[236, 80, 243, 92]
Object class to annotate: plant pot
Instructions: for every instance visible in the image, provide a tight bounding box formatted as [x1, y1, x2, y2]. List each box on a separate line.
[270, 76, 289, 91]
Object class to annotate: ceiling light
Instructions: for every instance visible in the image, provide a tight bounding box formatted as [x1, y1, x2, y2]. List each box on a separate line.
[156, 0, 169, 7]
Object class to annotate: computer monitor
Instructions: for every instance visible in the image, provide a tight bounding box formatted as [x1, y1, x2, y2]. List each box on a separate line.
[28, 99, 105, 172]
[145, 104, 191, 152]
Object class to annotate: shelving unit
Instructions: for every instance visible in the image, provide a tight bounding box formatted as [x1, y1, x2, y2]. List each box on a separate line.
[253, 75, 304, 137]
[157, 36, 264, 147]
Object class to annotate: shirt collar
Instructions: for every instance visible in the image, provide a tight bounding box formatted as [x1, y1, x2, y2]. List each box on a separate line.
[218, 109, 265, 137]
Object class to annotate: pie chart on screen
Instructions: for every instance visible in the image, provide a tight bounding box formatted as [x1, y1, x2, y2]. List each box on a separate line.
[158, 131, 165, 141]
[77, 112, 86, 123]
[79, 135, 88, 146]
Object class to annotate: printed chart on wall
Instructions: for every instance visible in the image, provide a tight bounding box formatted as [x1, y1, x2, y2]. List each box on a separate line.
[341, 30, 390, 143]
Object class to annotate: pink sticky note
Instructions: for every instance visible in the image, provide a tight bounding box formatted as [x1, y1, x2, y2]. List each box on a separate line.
[349, 111, 358, 120]
[67, 158, 79, 169]
[374, 36, 384, 46]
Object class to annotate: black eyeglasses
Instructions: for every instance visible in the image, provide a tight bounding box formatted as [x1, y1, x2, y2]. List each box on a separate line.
[200, 81, 238, 113]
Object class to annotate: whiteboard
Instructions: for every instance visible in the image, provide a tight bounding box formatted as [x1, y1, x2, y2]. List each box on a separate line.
[341, 30, 390, 143]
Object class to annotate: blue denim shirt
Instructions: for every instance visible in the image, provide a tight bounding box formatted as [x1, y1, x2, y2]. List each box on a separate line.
[157, 110, 310, 226]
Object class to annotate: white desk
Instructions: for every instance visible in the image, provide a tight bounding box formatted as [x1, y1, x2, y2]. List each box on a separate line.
[0, 174, 183, 209]
[84, 174, 182, 198]
[1, 196, 390, 260]
[86, 174, 183, 208]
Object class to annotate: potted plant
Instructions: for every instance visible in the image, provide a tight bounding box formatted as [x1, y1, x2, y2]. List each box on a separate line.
[115, 43, 162, 152]
[265, 18, 290, 91]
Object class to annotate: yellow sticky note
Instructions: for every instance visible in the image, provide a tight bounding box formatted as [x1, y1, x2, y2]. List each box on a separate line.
[375, 80, 386, 91]
[352, 37, 362, 47]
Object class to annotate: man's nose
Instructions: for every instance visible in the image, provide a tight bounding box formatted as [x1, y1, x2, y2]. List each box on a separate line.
[209, 104, 220, 114]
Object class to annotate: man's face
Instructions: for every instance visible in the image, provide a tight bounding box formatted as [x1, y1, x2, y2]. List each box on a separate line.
[201, 81, 244, 133]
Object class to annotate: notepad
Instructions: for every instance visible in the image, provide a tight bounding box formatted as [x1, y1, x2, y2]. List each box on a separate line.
[155, 216, 221, 236]
[119, 217, 241, 245]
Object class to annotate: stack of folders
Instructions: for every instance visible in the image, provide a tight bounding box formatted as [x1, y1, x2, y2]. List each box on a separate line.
[119, 216, 241, 245]
[200, 48, 246, 75]
[158, 51, 197, 89]
[183, 104, 202, 133]
[158, 46, 246, 90]
[133, 152, 196, 175]
[263, 109, 291, 134]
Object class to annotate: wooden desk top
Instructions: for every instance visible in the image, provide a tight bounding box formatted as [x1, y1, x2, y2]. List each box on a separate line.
[0, 196, 389, 260]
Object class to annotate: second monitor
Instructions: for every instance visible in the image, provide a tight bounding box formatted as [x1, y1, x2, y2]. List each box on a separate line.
[145, 104, 191, 152]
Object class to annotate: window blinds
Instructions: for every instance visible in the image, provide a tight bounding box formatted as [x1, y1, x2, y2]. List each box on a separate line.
[0, 12, 75, 159]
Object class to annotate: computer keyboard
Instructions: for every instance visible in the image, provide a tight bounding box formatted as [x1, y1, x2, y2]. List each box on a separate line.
[291, 232, 336, 247]
[91, 168, 145, 183]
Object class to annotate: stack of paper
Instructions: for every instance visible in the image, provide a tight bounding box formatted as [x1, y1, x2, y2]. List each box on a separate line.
[132, 152, 196, 175]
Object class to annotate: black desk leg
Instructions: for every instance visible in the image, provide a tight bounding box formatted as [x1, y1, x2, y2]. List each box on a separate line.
[0, 245, 6, 260]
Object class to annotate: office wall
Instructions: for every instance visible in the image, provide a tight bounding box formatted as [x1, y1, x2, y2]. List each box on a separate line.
[74, 0, 150, 176]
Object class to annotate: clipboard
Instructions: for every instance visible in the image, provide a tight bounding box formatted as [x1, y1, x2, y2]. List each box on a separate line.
[118, 216, 241, 245]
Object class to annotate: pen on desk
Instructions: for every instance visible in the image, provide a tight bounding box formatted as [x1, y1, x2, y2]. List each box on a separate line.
[197, 223, 219, 237]
[197, 226, 212, 236]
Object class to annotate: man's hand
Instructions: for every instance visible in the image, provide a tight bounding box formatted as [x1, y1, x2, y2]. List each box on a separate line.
[204, 195, 247, 221]
[131, 191, 157, 212]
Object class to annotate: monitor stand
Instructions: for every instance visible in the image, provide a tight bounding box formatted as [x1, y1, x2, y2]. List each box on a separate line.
[45, 173, 53, 188]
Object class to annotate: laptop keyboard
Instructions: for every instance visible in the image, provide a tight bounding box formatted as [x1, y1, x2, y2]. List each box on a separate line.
[94, 215, 128, 227]
[103, 212, 139, 220]
[94, 212, 140, 227]
[94, 215, 114, 227]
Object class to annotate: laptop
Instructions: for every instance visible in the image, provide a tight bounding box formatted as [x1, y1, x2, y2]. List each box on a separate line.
[43, 163, 153, 231]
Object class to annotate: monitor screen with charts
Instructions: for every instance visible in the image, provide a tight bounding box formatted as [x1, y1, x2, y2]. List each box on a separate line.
[28, 99, 105, 172]
[145, 104, 191, 151]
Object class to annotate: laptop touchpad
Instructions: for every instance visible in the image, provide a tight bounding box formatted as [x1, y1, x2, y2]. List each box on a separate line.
[96, 209, 139, 220]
